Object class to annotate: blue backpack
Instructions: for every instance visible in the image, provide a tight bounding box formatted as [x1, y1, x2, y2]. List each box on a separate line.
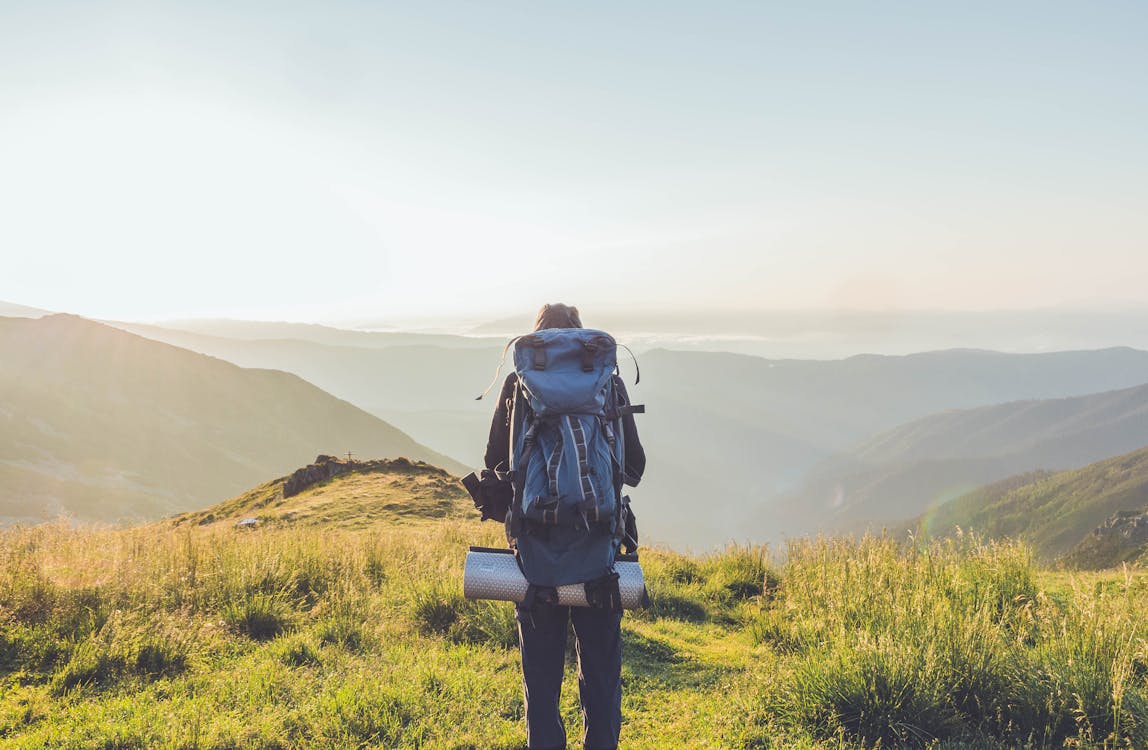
[507, 328, 631, 590]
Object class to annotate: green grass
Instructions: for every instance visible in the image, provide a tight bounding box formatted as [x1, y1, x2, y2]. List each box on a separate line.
[1, 515, 1147, 748]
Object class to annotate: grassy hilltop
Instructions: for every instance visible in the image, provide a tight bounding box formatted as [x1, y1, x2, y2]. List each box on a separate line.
[2, 460, 1148, 748]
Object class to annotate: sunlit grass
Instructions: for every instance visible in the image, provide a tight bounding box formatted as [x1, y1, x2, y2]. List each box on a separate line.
[1, 515, 1146, 748]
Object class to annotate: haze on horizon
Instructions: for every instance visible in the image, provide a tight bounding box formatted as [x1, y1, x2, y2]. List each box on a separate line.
[2, 2, 1147, 325]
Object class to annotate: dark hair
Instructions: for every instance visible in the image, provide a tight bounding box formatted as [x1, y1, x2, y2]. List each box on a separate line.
[533, 303, 582, 331]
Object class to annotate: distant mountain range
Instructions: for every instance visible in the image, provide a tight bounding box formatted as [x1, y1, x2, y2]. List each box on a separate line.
[790, 382, 1148, 535]
[909, 445, 1148, 568]
[0, 315, 465, 525]
[147, 318, 496, 350]
[471, 309, 1148, 359]
[104, 320, 504, 468]
[11, 305, 1148, 548]
[91, 317, 1148, 547]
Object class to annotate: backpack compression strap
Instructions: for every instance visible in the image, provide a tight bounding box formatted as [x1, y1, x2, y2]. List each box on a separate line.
[566, 416, 600, 525]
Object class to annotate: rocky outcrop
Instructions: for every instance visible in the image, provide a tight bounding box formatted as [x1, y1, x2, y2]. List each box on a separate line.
[1091, 510, 1148, 545]
[282, 455, 356, 498]
[281, 455, 446, 498]
[1065, 508, 1148, 569]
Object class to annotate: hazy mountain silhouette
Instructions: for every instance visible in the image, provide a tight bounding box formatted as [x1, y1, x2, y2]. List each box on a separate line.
[148, 319, 495, 350]
[910, 445, 1148, 568]
[0, 300, 51, 318]
[638, 348, 1148, 545]
[0, 315, 465, 525]
[789, 382, 1148, 536]
[99, 319, 1148, 548]
[105, 321, 503, 466]
[473, 309, 1148, 359]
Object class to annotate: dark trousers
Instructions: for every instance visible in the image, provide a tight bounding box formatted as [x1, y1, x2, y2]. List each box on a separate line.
[515, 602, 623, 750]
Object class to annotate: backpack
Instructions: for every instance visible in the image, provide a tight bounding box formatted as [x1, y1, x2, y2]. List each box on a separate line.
[506, 328, 635, 591]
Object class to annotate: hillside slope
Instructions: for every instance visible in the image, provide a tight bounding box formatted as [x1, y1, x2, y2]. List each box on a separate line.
[912, 445, 1148, 565]
[106, 321, 502, 467]
[791, 382, 1148, 534]
[638, 347, 1148, 544]
[0, 315, 465, 524]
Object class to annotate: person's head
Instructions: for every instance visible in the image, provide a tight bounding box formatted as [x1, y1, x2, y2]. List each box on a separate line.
[533, 303, 582, 331]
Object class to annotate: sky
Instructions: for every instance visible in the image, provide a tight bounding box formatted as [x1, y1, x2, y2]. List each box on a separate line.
[1, 1, 1146, 324]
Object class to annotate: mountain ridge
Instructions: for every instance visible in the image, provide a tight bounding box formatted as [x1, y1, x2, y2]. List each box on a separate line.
[791, 381, 1148, 535]
[104, 316, 1148, 547]
[0, 314, 465, 525]
[909, 444, 1148, 567]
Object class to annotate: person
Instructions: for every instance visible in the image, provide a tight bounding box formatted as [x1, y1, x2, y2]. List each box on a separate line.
[484, 302, 646, 750]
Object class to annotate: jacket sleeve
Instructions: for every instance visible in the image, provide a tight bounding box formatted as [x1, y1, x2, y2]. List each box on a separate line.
[484, 374, 517, 471]
[614, 376, 646, 487]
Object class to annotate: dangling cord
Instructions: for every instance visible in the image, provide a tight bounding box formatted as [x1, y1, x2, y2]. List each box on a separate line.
[475, 336, 522, 400]
[618, 344, 640, 385]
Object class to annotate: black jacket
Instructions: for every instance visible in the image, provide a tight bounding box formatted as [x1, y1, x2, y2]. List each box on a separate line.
[484, 373, 645, 488]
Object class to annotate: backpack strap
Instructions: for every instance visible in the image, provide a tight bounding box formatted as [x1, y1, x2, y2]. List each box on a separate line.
[618, 343, 640, 385]
[506, 388, 535, 538]
[546, 420, 563, 500]
[475, 336, 525, 401]
[565, 415, 600, 527]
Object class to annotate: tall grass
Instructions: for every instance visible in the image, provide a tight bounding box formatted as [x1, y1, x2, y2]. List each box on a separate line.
[751, 533, 1148, 748]
[1, 519, 1146, 748]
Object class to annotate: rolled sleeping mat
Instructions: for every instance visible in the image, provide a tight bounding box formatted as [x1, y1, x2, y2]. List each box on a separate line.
[463, 547, 647, 609]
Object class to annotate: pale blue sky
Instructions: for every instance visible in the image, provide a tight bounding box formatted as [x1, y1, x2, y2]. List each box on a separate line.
[1, 1, 1145, 322]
